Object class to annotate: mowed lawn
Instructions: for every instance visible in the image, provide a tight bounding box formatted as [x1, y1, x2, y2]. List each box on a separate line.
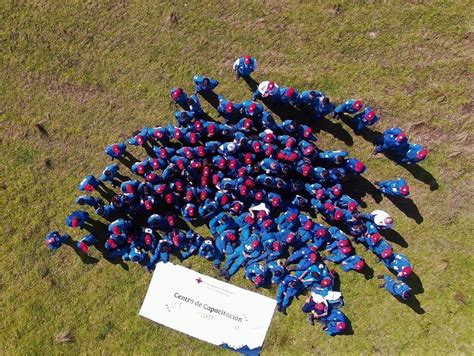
[1, 1, 473, 354]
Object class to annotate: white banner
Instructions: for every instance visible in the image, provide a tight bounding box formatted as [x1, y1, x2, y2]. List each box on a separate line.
[139, 262, 276, 354]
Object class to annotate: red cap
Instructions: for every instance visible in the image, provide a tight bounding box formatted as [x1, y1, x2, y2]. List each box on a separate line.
[171, 88, 183, 100]
[232, 203, 242, 213]
[225, 102, 234, 113]
[144, 200, 153, 210]
[237, 167, 247, 177]
[271, 197, 280, 207]
[370, 233, 381, 244]
[256, 210, 267, 219]
[400, 185, 410, 196]
[188, 207, 195, 217]
[244, 214, 255, 224]
[355, 260, 365, 271]
[382, 248, 393, 259]
[286, 232, 296, 243]
[167, 215, 175, 226]
[396, 132, 407, 143]
[248, 102, 257, 114]
[286, 87, 295, 97]
[228, 159, 237, 170]
[304, 127, 313, 138]
[154, 130, 163, 139]
[255, 191, 264, 201]
[317, 229, 327, 238]
[304, 145, 315, 156]
[194, 120, 202, 130]
[353, 100, 362, 111]
[255, 275, 263, 285]
[288, 213, 298, 222]
[250, 239, 260, 249]
[263, 219, 272, 229]
[144, 234, 153, 245]
[402, 266, 413, 277]
[174, 129, 182, 139]
[112, 144, 121, 154]
[137, 165, 145, 175]
[267, 81, 275, 92]
[197, 146, 205, 157]
[348, 201, 358, 212]
[79, 241, 89, 253]
[244, 153, 253, 164]
[126, 184, 134, 193]
[366, 111, 376, 121]
[212, 174, 220, 185]
[218, 158, 226, 169]
[303, 220, 313, 231]
[252, 141, 262, 153]
[239, 185, 248, 196]
[285, 137, 296, 148]
[332, 186, 342, 196]
[315, 303, 325, 311]
[146, 173, 157, 182]
[354, 161, 365, 173]
[71, 217, 79, 228]
[309, 253, 318, 263]
[202, 166, 210, 177]
[302, 165, 311, 177]
[417, 148, 428, 160]
[273, 241, 281, 251]
[265, 146, 274, 156]
[175, 180, 184, 191]
[165, 193, 173, 204]
[316, 189, 325, 200]
[243, 118, 253, 129]
[84, 184, 94, 192]
[172, 235, 180, 246]
[199, 190, 208, 201]
[264, 133, 274, 143]
[208, 124, 216, 134]
[112, 226, 121, 236]
[220, 195, 229, 205]
[341, 246, 352, 254]
[324, 203, 335, 211]
[321, 278, 331, 287]
[159, 148, 168, 159]
[336, 322, 347, 331]
[338, 239, 349, 248]
[244, 178, 255, 188]
[107, 238, 118, 249]
[244, 56, 251, 65]
[136, 135, 144, 145]
[334, 210, 343, 221]
[189, 133, 197, 144]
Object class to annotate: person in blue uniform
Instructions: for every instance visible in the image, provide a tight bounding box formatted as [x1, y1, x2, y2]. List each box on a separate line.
[333, 99, 363, 117]
[104, 143, 126, 160]
[351, 107, 379, 132]
[233, 55, 257, 79]
[276, 274, 303, 313]
[377, 275, 412, 300]
[44, 231, 70, 250]
[375, 178, 410, 197]
[65, 210, 89, 229]
[76, 234, 97, 253]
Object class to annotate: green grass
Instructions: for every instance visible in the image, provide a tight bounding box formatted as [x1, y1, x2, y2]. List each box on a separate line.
[1, 1, 473, 354]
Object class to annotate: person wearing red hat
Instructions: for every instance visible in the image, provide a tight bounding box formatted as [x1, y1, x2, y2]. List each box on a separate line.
[381, 252, 413, 281]
[108, 218, 131, 236]
[276, 274, 303, 313]
[221, 236, 262, 279]
[351, 106, 380, 132]
[147, 235, 173, 271]
[44, 230, 70, 250]
[400, 143, 429, 164]
[276, 86, 300, 105]
[341, 255, 366, 272]
[334, 98, 363, 118]
[375, 178, 410, 197]
[76, 234, 97, 254]
[377, 275, 412, 300]
[217, 95, 242, 123]
[240, 100, 264, 117]
[127, 128, 149, 146]
[181, 203, 198, 222]
[65, 210, 89, 229]
[170, 87, 188, 107]
[173, 110, 194, 127]
[216, 230, 239, 256]
[233, 55, 257, 79]
[104, 142, 126, 160]
[320, 308, 349, 336]
[373, 127, 409, 156]
[244, 263, 266, 288]
[78, 175, 100, 192]
[345, 158, 366, 175]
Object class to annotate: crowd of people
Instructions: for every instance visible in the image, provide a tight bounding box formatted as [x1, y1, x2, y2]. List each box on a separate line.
[45, 55, 427, 336]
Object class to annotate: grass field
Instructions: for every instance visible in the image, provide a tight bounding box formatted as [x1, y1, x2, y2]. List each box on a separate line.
[1, 1, 473, 354]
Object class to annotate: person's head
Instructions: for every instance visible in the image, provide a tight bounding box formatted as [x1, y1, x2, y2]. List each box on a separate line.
[107, 238, 118, 249]
[417, 148, 428, 160]
[271, 197, 280, 207]
[304, 220, 313, 231]
[309, 91, 317, 100]
[286, 232, 296, 244]
[317, 229, 327, 238]
[384, 216, 394, 226]
[355, 259, 365, 271]
[226, 232, 237, 242]
[400, 185, 410, 196]
[254, 275, 263, 285]
[341, 246, 352, 255]
[286, 87, 295, 98]
[381, 248, 393, 259]
[402, 290, 412, 299]
[225, 102, 234, 113]
[171, 88, 183, 100]
[348, 201, 358, 212]
[248, 103, 257, 115]
[244, 55, 252, 65]
[336, 322, 347, 331]
[396, 132, 407, 143]
[202, 78, 209, 87]
[401, 266, 413, 278]
[371, 233, 381, 244]
[322, 97, 330, 105]
[309, 253, 318, 263]
[321, 278, 331, 287]
[250, 239, 260, 249]
[353, 100, 362, 111]
[70, 217, 79, 228]
[366, 110, 376, 121]
[354, 161, 365, 173]
[112, 144, 121, 154]
[334, 210, 343, 221]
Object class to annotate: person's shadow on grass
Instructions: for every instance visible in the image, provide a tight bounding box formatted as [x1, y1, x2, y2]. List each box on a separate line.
[385, 196, 424, 224]
[379, 228, 408, 248]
